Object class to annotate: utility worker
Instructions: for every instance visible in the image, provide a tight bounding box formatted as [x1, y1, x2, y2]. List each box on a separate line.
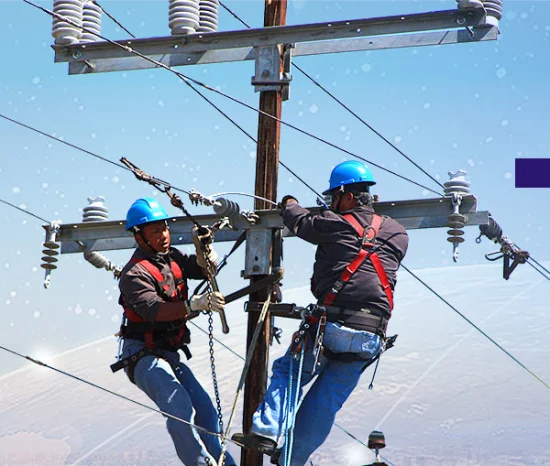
[232, 161, 409, 465]
[112, 197, 236, 466]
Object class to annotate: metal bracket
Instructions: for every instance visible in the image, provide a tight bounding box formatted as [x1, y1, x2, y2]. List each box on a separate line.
[251, 43, 293, 99]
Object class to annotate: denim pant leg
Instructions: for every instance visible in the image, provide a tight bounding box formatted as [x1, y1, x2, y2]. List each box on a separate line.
[123, 339, 216, 466]
[279, 323, 382, 466]
[251, 341, 319, 444]
[281, 358, 369, 466]
[172, 362, 237, 466]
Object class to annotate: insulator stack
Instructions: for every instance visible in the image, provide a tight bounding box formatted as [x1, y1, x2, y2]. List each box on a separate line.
[482, 0, 502, 21]
[52, 0, 84, 45]
[80, 1, 102, 43]
[213, 198, 240, 218]
[479, 217, 503, 242]
[42, 222, 61, 289]
[197, 0, 219, 33]
[169, 0, 200, 35]
[444, 170, 471, 262]
[82, 196, 109, 222]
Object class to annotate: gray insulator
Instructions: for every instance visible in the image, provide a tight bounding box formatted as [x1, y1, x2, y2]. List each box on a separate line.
[213, 198, 240, 218]
[52, 0, 84, 45]
[83, 196, 109, 222]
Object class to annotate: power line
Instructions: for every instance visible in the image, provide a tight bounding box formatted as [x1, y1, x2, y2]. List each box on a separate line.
[218, 0, 445, 192]
[401, 263, 550, 391]
[92, 0, 136, 39]
[526, 258, 550, 282]
[0, 113, 191, 196]
[528, 256, 550, 277]
[0, 344, 238, 445]
[25, 0, 442, 197]
[0, 198, 49, 223]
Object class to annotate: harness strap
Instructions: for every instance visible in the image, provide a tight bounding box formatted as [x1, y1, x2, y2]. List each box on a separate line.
[324, 214, 393, 311]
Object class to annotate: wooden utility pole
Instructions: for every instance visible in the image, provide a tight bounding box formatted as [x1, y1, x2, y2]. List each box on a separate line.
[242, 1, 287, 465]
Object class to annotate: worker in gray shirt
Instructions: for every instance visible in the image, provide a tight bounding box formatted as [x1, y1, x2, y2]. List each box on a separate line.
[233, 161, 409, 466]
[112, 197, 236, 466]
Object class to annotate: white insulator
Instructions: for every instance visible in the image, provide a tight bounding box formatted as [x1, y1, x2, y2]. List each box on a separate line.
[82, 196, 109, 222]
[84, 251, 110, 269]
[81, 1, 102, 43]
[482, 0, 502, 21]
[52, 0, 84, 45]
[197, 0, 219, 33]
[443, 170, 471, 196]
[169, 0, 200, 35]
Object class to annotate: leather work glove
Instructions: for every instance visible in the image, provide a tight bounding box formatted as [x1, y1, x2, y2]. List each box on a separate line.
[192, 225, 218, 269]
[189, 291, 225, 313]
[279, 195, 298, 209]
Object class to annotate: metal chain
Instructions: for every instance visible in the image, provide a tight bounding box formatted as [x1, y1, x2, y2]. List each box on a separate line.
[206, 270, 224, 434]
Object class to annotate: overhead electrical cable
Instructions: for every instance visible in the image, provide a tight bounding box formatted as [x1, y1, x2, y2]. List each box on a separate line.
[400, 263, 550, 390]
[0, 344, 244, 447]
[92, 0, 136, 39]
[525, 259, 550, 282]
[23, 0, 443, 197]
[0, 113, 191, 196]
[0, 198, 49, 223]
[218, 0, 445, 191]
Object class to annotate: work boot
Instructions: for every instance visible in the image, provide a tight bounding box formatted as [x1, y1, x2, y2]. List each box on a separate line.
[231, 433, 277, 455]
[270, 448, 282, 465]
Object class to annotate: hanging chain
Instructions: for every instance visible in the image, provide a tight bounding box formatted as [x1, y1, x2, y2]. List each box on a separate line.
[206, 281, 224, 433]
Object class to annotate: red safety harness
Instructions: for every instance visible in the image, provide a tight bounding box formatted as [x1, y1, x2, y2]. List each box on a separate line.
[122, 258, 189, 350]
[323, 213, 393, 311]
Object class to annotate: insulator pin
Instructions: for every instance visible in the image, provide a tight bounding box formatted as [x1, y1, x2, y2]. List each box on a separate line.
[42, 222, 61, 288]
[444, 171, 471, 262]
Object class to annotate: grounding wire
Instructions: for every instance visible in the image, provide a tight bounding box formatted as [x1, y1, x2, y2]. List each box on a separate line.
[400, 263, 550, 391]
[24, 0, 442, 197]
[0, 198, 49, 223]
[218, 0, 445, 192]
[0, 344, 246, 448]
[208, 192, 278, 206]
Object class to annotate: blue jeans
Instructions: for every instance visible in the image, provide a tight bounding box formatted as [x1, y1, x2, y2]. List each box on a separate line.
[121, 339, 236, 466]
[251, 322, 382, 466]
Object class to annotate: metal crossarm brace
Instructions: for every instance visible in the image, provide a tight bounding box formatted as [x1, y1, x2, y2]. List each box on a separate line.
[52, 9, 496, 75]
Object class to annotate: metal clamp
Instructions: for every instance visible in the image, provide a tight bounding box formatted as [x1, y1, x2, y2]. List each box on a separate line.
[251, 43, 293, 99]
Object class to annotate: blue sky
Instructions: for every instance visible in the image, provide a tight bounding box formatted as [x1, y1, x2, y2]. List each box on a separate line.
[1, 1, 549, 371]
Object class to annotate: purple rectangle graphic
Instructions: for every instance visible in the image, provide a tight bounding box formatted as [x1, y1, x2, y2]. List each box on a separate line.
[515, 158, 550, 188]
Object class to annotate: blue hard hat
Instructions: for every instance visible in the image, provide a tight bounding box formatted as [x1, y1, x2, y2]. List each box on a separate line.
[126, 198, 169, 231]
[323, 160, 376, 195]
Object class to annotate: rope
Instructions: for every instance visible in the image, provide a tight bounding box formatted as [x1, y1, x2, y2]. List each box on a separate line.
[23, 0, 442, 197]
[283, 344, 305, 466]
[217, 293, 272, 466]
[401, 263, 550, 390]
